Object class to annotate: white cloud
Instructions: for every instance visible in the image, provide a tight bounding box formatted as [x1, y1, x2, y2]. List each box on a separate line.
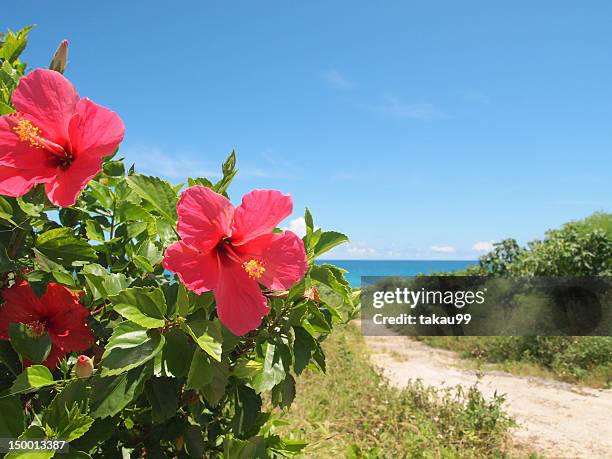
[346, 241, 377, 256]
[322, 69, 355, 90]
[359, 95, 442, 121]
[472, 241, 494, 253]
[124, 146, 221, 180]
[283, 217, 307, 238]
[430, 245, 456, 254]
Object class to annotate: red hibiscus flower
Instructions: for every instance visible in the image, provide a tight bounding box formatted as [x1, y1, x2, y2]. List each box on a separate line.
[0, 69, 125, 207]
[0, 280, 94, 369]
[163, 187, 308, 336]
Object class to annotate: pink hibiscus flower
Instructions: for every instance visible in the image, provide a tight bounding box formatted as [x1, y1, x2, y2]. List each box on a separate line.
[163, 186, 308, 336]
[0, 281, 94, 369]
[0, 69, 125, 207]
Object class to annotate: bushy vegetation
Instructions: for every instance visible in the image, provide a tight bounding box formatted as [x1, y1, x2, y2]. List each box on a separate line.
[0, 27, 359, 457]
[473, 212, 611, 277]
[278, 324, 521, 458]
[423, 212, 612, 387]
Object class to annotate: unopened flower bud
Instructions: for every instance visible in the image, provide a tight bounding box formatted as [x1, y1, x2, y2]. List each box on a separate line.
[75, 354, 94, 378]
[49, 39, 68, 74]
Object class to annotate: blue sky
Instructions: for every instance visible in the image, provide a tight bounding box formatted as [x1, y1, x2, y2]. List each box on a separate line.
[6, 1, 612, 259]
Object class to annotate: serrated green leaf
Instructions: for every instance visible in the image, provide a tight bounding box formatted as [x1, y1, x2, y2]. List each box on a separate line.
[144, 377, 179, 423]
[185, 348, 213, 390]
[36, 228, 97, 266]
[251, 343, 286, 394]
[8, 365, 54, 396]
[90, 364, 150, 419]
[183, 318, 223, 362]
[110, 287, 167, 328]
[100, 321, 165, 376]
[312, 231, 348, 258]
[125, 175, 177, 224]
[162, 328, 193, 378]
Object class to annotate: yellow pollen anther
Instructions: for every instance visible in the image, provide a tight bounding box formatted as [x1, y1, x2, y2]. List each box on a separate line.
[26, 320, 46, 338]
[13, 119, 43, 148]
[242, 259, 266, 280]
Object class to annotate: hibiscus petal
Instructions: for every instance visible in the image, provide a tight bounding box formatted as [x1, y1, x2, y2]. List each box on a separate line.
[0, 116, 57, 171]
[177, 186, 234, 252]
[215, 261, 269, 336]
[0, 165, 45, 197]
[237, 231, 308, 290]
[231, 190, 293, 245]
[68, 98, 125, 158]
[43, 284, 93, 353]
[44, 155, 103, 207]
[12, 69, 79, 144]
[163, 241, 220, 294]
[0, 281, 45, 339]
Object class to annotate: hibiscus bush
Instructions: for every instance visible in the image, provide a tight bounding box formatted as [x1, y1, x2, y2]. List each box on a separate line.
[0, 28, 357, 458]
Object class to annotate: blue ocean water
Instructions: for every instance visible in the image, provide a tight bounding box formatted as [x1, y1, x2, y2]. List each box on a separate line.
[317, 260, 478, 287]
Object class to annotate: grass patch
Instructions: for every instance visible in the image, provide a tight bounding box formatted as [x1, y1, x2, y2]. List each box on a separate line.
[277, 325, 529, 458]
[419, 336, 612, 388]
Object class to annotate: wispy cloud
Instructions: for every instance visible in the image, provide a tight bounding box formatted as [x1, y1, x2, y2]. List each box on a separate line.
[123, 146, 221, 180]
[430, 245, 456, 254]
[123, 146, 300, 182]
[358, 95, 442, 120]
[322, 68, 355, 90]
[472, 241, 494, 253]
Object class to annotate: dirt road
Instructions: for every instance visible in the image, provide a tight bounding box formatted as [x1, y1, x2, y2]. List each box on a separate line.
[364, 334, 612, 458]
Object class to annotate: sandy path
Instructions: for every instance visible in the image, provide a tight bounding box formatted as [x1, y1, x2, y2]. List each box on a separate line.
[363, 333, 612, 458]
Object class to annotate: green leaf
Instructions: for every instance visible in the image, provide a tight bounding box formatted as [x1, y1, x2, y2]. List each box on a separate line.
[232, 385, 262, 438]
[16, 187, 46, 217]
[144, 377, 179, 423]
[251, 343, 286, 394]
[8, 323, 51, 364]
[223, 436, 266, 459]
[0, 396, 25, 437]
[51, 404, 94, 443]
[85, 219, 105, 242]
[103, 160, 125, 177]
[293, 326, 316, 375]
[125, 175, 178, 224]
[8, 365, 54, 396]
[90, 364, 151, 419]
[0, 195, 14, 221]
[312, 231, 348, 258]
[271, 374, 296, 409]
[43, 379, 88, 430]
[185, 348, 213, 390]
[200, 361, 229, 407]
[310, 264, 351, 303]
[162, 328, 193, 378]
[100, 321, 165, 376]
[36, 228, 97, 266]
[87, 180, 113, 208]
[0, 246, 21, 273]
[81, 263, 129, 301]
[304, 207, 314, 238]
[0, 340, 21, 376]
[183, 318, 223, 362]
[110, 287, 167, 329]
[0, 26, 32, 63]
[183, 425, 206, 458]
